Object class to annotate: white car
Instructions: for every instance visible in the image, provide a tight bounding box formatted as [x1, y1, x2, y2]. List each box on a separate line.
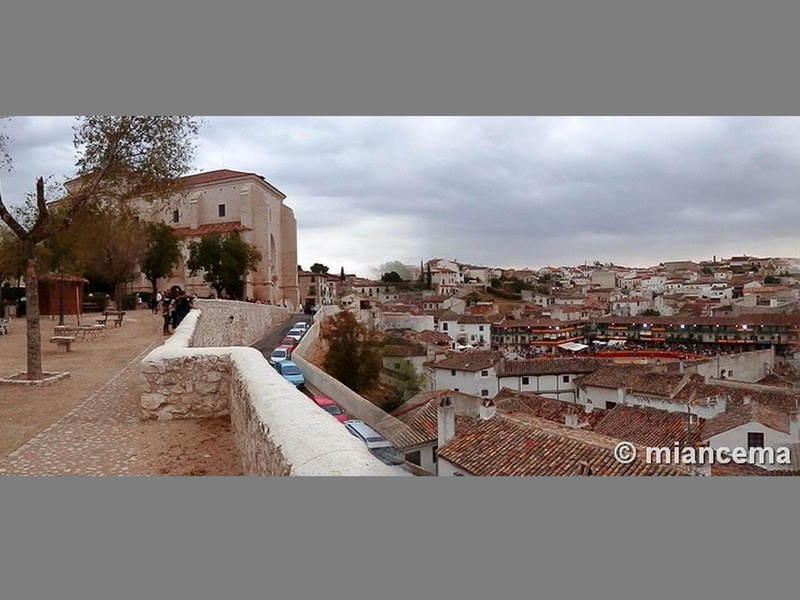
[269, 346, 292, 365]
[286, 327, 305, 341]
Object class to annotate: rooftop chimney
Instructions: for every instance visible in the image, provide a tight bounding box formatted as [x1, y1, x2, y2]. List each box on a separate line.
[743, 395, 752, 405]
[584, 400, 594, 414]
[437, 396, 456, 447]
[690, 442, 712, 476]
[565, 413, 579, 428]
[479, 399, 496, 420]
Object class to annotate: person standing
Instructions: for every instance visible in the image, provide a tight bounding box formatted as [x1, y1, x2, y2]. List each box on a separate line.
[162, 291, 173, 335]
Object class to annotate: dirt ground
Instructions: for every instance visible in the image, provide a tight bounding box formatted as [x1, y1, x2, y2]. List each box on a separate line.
[0, 309, 243, 476]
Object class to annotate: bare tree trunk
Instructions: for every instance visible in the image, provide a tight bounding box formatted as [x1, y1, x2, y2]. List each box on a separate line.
[23, 248, 43, 380]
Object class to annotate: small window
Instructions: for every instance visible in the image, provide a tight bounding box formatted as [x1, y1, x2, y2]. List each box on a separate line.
[480, 370, 489, 377]
[481, 389, 489, 397]
[218, 204, 226, 218]
[563, 375, 570, 383]
[442, 323, 449, 331]
[172, 209, 180, 223]
[451, 369, 456, 376]
[395, 363, 401, 369]
[747, 432, 764, 449]
[460, 325, 465, 331]
[522, 377, 530, 385]
[406, 450, 421, 466]
[479, 325, 484, 331]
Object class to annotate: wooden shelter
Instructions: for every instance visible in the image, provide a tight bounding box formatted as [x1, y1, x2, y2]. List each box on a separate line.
[38, 274, 89, 320]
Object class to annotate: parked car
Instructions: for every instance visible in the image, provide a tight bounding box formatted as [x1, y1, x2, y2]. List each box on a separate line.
[310, 395, 347, 423]
[344, 420, 405, 466]
[280, 336, 299, 349]
[269, 345, 293, 365]
[293, 321, 309, 332]
[285, 327, 305, 341]
[273, 360, 305, 387]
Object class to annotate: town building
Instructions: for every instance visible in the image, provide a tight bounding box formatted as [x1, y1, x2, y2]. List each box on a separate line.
[131, 169, 300, 307]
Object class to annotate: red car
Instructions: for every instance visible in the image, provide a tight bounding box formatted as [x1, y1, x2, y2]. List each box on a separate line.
[311, 395, 348, 423]
[281, 336, 299, 349]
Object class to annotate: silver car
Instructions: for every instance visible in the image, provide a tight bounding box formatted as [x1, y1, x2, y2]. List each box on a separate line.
[344, 420, 405, 466]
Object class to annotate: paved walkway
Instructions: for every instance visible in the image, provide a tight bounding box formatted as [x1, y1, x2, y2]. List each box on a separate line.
[0, 340, 161, 475]
[0, 312, 242, 476]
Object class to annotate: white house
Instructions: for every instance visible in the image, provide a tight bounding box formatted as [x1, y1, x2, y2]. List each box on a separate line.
[439, 314, 491, 347]
[701, 400, 800, 470]
[497, 357, 606, 403]
[424, 350, 502, 398]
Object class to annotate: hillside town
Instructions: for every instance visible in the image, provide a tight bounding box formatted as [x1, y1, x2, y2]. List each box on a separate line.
[4, 162, 800, 477]
[296, 254, 800, 475]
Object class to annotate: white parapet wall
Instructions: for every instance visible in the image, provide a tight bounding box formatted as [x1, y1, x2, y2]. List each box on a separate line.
[139, 301, 404, 476]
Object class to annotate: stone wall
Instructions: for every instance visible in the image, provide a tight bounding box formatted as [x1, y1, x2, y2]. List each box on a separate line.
[190, 299, 291, 347]
[140, 352, 232, 420]
[139, 303, 403, 475]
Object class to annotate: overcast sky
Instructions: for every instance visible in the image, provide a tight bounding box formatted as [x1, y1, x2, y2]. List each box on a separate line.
[2, 116, 800, 278]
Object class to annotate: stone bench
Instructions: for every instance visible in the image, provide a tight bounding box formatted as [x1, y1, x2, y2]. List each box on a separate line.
[50, 336, 77, 353]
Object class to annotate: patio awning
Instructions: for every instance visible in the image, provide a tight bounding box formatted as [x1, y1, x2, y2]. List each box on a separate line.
[558, 341, 589, 352]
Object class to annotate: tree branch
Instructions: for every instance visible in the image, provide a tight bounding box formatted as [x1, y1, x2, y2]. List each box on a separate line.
[0, 185, 31, 241]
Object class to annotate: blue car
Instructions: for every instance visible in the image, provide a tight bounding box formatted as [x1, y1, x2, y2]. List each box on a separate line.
[274, 360, 305, 387]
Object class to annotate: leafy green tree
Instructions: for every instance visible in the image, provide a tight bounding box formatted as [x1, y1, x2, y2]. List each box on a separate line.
[186, 233, 262, 299]
[321, 310, 382, 394]
[425, 263, 432, 289]
[339, 266, 345, 282]
[141, 222, 183, 296]
[310, 263, 329, 274]
[640, 309, 661, 316]
[0, 116, 200, 380]
[390, 360, 427, 401]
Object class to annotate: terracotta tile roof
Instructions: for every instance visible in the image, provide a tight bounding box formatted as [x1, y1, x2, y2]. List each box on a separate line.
[673, 381, 800, 413]
[434, 309, 462, 321]
[414, 330, 452, 346]
[424, 350, 502, 373]
[594, 404, 704, 447]
[701, 402, 791, 439]
[390, 391, 484, 450]
[457, 315, 492, 324]
[178, 169, 286, 197]
[494, 318, 586, 330]
[171, 221, 251, 238]
[498, 357, 607, 377]
[576, 365, 689, 397]
[755, 374, 797, 388]
[419, 295, 452, 303]
[593, 314, 800, 327]
[711, 462, 800, 476]
[493, 389, 607, 429]
[436, 413, 690, 476]
[382, 344, 427, 358]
